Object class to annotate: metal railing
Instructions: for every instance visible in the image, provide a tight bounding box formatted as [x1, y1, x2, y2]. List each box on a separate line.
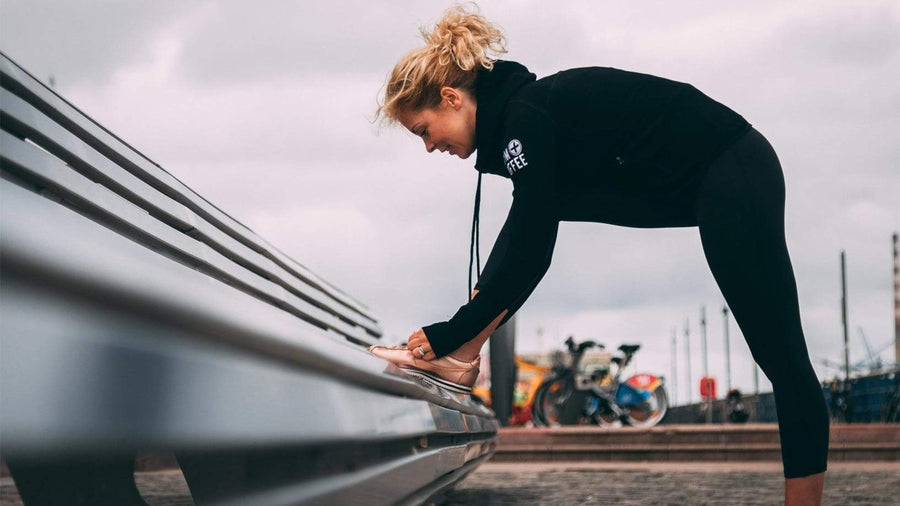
[661, 370, 900, 425]
[0, 52, 498, 505]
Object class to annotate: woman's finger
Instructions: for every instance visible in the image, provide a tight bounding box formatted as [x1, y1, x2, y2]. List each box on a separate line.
[408, 341, 434, 360]
[407, 329, 428, 347]
[412, 343, 430, 357]
[406, 328, 436, 360]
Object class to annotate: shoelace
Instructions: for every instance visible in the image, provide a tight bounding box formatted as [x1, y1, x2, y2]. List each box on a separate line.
[468, 172, 482, 302]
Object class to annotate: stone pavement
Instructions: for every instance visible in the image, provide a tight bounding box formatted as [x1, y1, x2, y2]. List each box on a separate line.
[1, 462, 897, 505]
[437, 462, 900, 505]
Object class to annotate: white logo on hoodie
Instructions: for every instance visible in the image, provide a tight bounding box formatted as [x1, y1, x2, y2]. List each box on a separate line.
[502, 138, 528, 175]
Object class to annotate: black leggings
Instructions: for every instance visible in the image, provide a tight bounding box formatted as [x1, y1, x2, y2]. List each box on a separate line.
[493, 127, 828, 477]
[692, 127, 829, 478]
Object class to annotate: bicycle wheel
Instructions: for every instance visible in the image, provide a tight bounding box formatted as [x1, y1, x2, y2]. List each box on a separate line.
[588, 395, 622, 427]
[624, 386, 668, 427]
[530, 381, 548, 426]
[532, 377, 571, 426]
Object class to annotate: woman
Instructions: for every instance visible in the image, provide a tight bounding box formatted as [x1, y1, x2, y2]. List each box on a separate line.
[368, 6, 828, 503]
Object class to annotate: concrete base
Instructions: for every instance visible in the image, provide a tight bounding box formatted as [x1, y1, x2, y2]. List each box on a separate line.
[492, 423, 900, 462]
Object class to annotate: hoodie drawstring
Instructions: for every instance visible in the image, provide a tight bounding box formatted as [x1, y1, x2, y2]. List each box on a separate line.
[468, 172, 482, 301]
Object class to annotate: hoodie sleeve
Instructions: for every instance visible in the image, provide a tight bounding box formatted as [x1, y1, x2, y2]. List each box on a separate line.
[424, 104, 560, 358]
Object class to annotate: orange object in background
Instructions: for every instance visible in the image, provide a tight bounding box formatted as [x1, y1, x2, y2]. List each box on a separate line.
[472, 385, 491, 405]
[472, 355, 552, 426]
[700, 376, 717, 400]
[508, 357, 552, 425]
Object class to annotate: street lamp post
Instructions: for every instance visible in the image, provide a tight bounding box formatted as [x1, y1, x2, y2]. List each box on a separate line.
[701, 306, 711, 423]
[671, 327, 678, 407]
[723, 305, 732, 394]
[684, 318, 692, 405]
[841, 250, 850, 381]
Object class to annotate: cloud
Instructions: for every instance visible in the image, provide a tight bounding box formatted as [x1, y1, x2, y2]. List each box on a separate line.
[774, 3, 900, 67]
[174, 1, 477, 84]
[0, 0, 183, 86]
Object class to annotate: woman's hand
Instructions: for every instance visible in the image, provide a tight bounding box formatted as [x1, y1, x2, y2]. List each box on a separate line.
[407, 292, 477, 361]
[407, 328, 437, 361]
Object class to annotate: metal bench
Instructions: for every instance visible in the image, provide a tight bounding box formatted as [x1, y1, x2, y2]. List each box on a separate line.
[0, 52, 498, 505]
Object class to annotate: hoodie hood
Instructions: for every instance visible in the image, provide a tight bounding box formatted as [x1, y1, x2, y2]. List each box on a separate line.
[467, 60, 537, 300]
[473, 61, 538, 177]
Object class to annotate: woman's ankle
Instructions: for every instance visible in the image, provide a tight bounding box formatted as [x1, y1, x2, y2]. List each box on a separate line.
[448, 310, 510, 362]
[784, 471, 825, 506]
[448, 348, 481, 362]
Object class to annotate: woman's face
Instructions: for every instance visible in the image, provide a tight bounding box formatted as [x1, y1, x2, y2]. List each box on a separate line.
[398, 87, 477, 159]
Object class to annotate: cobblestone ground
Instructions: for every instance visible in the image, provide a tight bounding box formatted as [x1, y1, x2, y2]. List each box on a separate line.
[0, 471, 195, 506]
[1, 463, 897, 505]
[436, 463, 900, 505]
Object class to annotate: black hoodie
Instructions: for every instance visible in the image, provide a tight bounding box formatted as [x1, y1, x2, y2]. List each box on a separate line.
[422, 61, 750, 358]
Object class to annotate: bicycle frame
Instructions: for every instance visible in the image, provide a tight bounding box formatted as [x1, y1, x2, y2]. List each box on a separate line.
[576, 345, 664, 421]
[532, 337, 668, 427]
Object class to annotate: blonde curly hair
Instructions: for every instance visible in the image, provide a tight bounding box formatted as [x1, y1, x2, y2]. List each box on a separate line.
[376, 3, 507, 123]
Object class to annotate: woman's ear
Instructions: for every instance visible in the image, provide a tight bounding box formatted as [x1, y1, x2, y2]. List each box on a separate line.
[440, 87, 463, 109]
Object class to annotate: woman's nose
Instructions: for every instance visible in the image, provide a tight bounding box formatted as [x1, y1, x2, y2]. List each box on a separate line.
[424, 139, 436, 153]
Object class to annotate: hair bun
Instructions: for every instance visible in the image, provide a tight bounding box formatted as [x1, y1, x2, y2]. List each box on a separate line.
[376, 4, 507, 123]
[422, 4, 506, 72]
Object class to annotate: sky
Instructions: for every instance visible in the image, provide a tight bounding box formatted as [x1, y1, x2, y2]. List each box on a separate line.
[2, 0, 898, 405]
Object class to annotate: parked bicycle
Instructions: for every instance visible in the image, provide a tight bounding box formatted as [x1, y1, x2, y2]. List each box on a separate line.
[829, 378, 853, 423]
[531, 336, 668, 427]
